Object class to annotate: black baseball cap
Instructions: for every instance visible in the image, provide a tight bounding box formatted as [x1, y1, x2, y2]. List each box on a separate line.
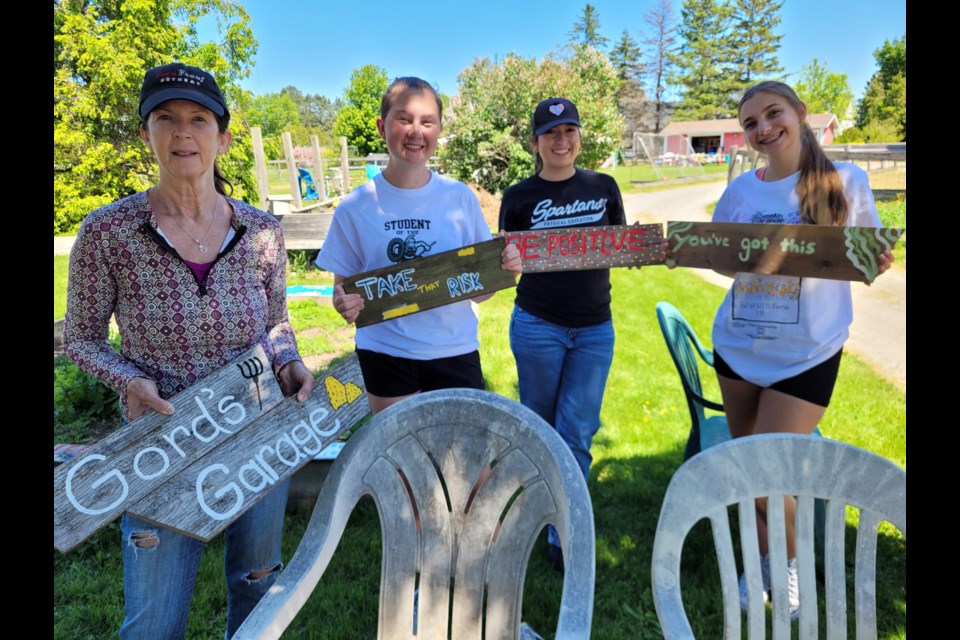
[532, 98, 581, 136]
[138, 62, 228, 118]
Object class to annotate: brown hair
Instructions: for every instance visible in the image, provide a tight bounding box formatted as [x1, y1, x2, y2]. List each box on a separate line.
[140, 109, 234, 197]
[380, 77, 443, 121]
[739, 81, 847, 226]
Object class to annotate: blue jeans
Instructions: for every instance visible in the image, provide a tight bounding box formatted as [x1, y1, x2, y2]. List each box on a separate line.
[119, 479, 289, 640]
[510, 307, 614, 548]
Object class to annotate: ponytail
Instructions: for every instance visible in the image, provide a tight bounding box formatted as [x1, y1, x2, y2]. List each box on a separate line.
[795, 123, 847, 226]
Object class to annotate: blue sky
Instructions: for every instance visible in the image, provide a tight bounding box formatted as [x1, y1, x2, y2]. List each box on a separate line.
[210, 0, 905, 104]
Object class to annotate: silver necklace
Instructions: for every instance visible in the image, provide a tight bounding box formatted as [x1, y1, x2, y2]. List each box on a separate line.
[170, 197, 220, 253]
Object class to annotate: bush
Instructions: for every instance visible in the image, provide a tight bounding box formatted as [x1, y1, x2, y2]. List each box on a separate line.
[54, 356, 120, 445]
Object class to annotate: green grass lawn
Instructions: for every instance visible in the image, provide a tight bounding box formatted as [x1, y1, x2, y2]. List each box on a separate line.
[600, 163, 729, 194]
[876, 197, 907, 267]
[55, 255, 70, 319]
[53, 264, 905, 639]
[267, 168, 369, 198]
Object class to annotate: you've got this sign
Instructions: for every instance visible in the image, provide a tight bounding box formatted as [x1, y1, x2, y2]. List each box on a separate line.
[665, 221, 904, 283]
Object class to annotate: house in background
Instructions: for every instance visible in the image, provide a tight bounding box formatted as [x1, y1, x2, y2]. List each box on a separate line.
[659, 113, 840, 156]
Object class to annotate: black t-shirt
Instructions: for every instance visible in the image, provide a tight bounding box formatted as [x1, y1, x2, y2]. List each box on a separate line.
[498, 170, 626, 327]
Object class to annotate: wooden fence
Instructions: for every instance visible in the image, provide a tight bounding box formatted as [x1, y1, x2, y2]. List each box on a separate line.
[727, 143, 906, 200]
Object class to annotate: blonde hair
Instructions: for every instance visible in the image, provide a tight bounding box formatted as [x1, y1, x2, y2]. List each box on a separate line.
[740, 81, 847, 226]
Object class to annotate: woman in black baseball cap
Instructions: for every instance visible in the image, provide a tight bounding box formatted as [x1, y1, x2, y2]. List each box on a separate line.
[63, 61, 313, 638]
[498, 97, 627, 573]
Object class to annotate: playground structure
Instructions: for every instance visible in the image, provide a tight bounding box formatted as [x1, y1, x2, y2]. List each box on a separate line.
[629, 132, 709, 184]
[251, 128, 352, 215]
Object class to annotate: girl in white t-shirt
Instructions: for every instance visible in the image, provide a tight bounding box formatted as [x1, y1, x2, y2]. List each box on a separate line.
[709, 81, 893, 618]
[317, 77, 520, 414]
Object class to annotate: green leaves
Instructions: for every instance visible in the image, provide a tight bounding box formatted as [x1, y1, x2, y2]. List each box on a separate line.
[794, 58, 854, 118]
[332, 65, 388, 156]
[669, 0, 785, 121]
[856, 36, 906, 141]
[54, 0, 260, 233]
[443, 48, 622, 195]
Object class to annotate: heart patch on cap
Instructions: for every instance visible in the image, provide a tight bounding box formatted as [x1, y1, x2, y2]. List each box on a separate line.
[549, 104, 565, 116]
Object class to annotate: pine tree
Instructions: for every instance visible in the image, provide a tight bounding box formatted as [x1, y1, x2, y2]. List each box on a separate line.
[610, 29, 644, 85]
[668, 0, 737, 120]
[611, 29, 648, 141]
[642, 0, 678, 132]
[567, 3, 609, 50]
[729, 0, 784, 89]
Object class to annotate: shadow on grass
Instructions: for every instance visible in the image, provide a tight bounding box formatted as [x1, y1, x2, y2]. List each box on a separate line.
[53, 441, 905, 640]
[583, 446, 906, 640]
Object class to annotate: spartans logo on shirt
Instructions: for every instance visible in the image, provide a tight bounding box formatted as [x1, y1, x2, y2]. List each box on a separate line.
[384, 218, 436, 263]
[530, 197, 607, 229]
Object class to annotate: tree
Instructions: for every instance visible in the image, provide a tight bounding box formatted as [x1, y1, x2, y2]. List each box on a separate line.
[610, 28, 649, 142]
[280, 86, 339, 130]
[668, 0, 737, 120]
[248, 91, 300, 138]
[54, 0, 258, 233]
[793, 58, 853, 119]
[642, 0, 678, 132]
[566, 3, 609, 50]
[729, 0, 784, 87]
[610, 29, 644, 87]
[856, 36, 906, 141]
[442, 48, 622, 194]
[333, 65, 388, 156]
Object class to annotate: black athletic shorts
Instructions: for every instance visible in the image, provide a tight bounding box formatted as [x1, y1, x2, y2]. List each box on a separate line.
[356, 349, 485, 397]
[713, 348, 843, 408]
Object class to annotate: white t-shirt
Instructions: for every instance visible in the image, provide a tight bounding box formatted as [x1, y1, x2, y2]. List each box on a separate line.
[316, 172, 493, 360]
[711, 162, 882, 387]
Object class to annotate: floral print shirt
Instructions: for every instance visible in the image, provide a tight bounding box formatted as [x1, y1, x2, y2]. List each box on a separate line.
[64, 191, 301, 418]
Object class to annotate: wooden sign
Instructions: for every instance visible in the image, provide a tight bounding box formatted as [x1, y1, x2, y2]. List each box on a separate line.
[126, 356, 367, 541]
[665, 221, 904, 283]
[503, 223, 664, 272]
[506, 224, 663, 273]
[54, 350, 368, 552]
[342, 238, 517, 328]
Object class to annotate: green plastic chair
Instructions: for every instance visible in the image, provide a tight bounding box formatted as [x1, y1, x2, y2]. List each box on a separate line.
[656, 301, 827, 554]
[656, 301, 731, 461]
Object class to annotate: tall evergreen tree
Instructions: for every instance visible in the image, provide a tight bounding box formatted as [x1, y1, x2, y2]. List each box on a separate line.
[610, 29, 644, 85]
[610, 29, 649, 142]
[566, 3, 609, 50]
[642, 0, 678, 132]
[729, 0, 784, 90]
[668, 0, 737, 120]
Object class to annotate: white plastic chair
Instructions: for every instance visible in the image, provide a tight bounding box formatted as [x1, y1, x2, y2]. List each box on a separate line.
[651, 433, 905, 639]
[234, 388, 596, 640]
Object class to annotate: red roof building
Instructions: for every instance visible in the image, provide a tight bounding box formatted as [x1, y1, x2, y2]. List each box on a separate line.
[659, 113, 840, 156]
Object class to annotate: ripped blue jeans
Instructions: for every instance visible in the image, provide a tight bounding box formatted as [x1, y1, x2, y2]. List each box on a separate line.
[119, 478, 289, 640]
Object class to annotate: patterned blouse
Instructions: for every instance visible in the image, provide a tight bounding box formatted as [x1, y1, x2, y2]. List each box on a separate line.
[64, 191, 301, 417]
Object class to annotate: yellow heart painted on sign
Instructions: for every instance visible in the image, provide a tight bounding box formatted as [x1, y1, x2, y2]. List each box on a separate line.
[345, 382, 362, 404]
[325, 376, 363, 409]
